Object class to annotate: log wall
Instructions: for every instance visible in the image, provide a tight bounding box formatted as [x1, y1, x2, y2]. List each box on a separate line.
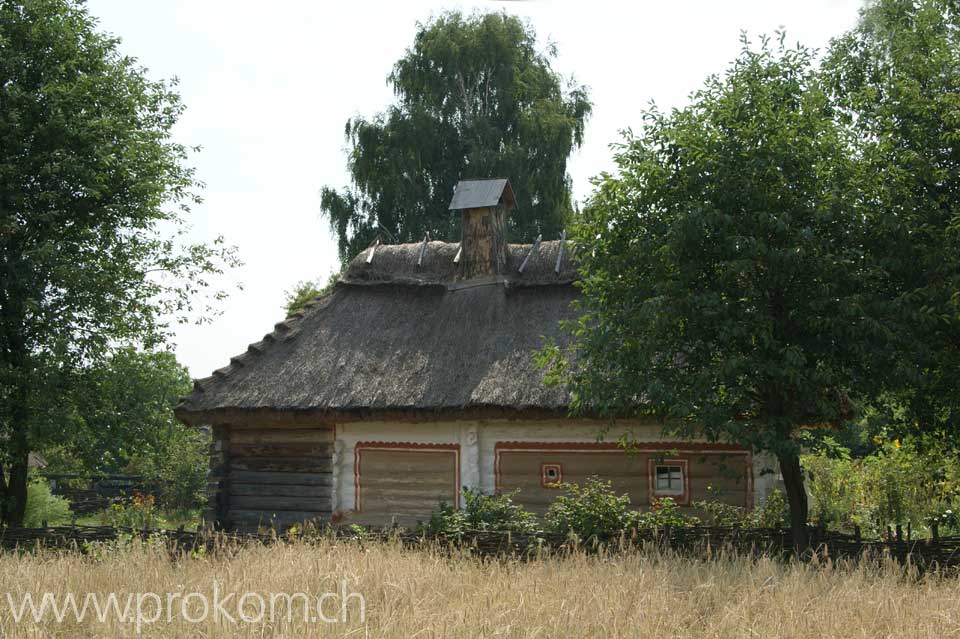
[215, 424, 334, 530]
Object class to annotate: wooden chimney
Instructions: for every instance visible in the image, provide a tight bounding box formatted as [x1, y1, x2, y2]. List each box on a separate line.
[448, 178, 516, 280]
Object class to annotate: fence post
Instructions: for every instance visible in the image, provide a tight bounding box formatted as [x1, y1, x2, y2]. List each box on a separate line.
[895, 524, 903, 543]
[931, 523, 939, 541]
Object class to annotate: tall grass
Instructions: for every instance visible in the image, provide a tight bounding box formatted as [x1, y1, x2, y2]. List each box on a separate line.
[0, 539, 958, 637]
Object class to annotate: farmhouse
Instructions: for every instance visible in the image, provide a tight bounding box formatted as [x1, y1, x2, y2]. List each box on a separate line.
[175, 179, 778, 530]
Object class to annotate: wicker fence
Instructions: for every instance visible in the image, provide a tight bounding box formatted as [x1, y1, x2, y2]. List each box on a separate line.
[2, 524, 959, 570]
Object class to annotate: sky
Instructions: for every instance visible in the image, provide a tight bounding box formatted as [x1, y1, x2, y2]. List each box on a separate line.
[85, 0, 865, 378]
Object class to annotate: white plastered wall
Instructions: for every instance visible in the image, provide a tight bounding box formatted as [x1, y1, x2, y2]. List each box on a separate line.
[750, 451, 780, 508]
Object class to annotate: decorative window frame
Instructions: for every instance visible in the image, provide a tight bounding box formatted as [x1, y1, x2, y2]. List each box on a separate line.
[493, 441, 752, 508]
[353, 441, 460, 512]
[540, 463, 563, 488]
[647, 458, 690, 506]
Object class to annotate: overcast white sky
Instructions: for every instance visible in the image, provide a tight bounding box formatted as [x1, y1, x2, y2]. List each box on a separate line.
[85, 0, 864, 378]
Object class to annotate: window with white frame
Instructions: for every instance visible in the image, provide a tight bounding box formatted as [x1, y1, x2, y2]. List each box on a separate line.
[654, 465, 684, 494]
[648, 458, 689, 504]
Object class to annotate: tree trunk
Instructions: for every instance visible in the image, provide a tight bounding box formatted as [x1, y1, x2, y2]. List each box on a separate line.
[1, 308, 32, 527]
[777, 450, 809, 552]
[0, 459, 7, 527]
[2, 377, 31, 527]
[3, 451, 28, 527]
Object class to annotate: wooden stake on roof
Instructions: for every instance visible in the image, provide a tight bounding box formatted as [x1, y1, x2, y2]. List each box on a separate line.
[417, 232, 430, 268]
[555, 229, 566, 274]
[518, 234, 542, 273]
[365, 238, 380, 265]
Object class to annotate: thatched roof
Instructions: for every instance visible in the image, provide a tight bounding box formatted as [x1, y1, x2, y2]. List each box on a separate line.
[176, 240, 580, 424]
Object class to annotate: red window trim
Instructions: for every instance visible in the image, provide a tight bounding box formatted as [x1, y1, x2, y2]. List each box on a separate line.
[647, 458, 690, 506]
[540, 463, 563, 488]
[353, 441, 460, 512]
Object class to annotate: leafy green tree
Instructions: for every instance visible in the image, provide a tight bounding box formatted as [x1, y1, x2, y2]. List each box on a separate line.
[23, 478, 72, 527]
[44, 348, 209, 512]
[824, 0, 960, 446]
[282, 272, 340, 316]
[0, 0, 237, 526]
[321, 11, 592, 262]
[543, 36, 870, 550]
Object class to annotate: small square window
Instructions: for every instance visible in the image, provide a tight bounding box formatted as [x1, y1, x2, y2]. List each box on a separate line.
[655, 465, 683, 494]
[541, 463, 563, 487]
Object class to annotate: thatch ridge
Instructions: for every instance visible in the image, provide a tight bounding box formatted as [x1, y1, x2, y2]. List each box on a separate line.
[179, 239, 580, 421]
[342, 239, 578, 286]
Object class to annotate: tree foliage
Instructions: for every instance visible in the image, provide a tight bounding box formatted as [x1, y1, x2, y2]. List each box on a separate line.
[282, 272, 340, 316]
[0, 0, 237, 525]
[543, 35, 869, 549]
[803, 436, 960, 537]
[40, 348, 209, 512]
[547, 0, 960, 551]
[824, 0, 960, 443]
[321, 11, 592, 262]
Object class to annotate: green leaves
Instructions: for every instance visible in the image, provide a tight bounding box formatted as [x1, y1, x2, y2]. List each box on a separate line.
[824, 0, 960, 442]
[544, 33, 866, 547]
[321, 11, 592, 262]
[422, 487, 540, 536]
[545, 477, 634, 541]
[0, 0, 237, 523]
[544, 1, 960, 549]
[555, 31, 882, 441]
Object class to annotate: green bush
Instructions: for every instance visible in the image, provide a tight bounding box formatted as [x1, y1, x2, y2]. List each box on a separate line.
[23, 478, 73, 527]
[924, 505, 958, 532]
[104, 492, 167, 529]
[126, 425, 209, 511]
[545, 477, 633, 541]
[751, 489, 788, 528]
[803, 439, 959, 537]
[423, 500, 463, 536]
[423, 488, 540, 536]
[693, 497, 748, 527]
[461, 488, 540, 534]
[634, 497, 700, 528]
[694, 488, 788, 529]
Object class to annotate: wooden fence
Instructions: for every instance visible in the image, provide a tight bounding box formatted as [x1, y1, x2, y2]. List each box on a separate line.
[2, 525, 959, 570]
[44, 474, 161, 514]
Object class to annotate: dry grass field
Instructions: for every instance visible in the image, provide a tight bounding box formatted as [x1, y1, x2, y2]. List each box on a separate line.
[1, 538, 959, 638]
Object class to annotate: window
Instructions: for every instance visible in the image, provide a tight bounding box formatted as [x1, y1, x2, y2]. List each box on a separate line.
[655, 465, 683, 494]
[648, 458, 689, 504]
[540, 463, 563, 487]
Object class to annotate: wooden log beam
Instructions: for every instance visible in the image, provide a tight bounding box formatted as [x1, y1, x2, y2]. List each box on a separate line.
[229, 471, 332, 486]
[229, 442, 334, 458]
[230, 457, 332, 474]
[230, 429, 334, 444]
[231, 483, 330, 497]
[230, 496, 331, 511]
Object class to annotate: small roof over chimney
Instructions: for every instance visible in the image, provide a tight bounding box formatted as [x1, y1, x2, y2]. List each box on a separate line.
[448, 178, 516, 211]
